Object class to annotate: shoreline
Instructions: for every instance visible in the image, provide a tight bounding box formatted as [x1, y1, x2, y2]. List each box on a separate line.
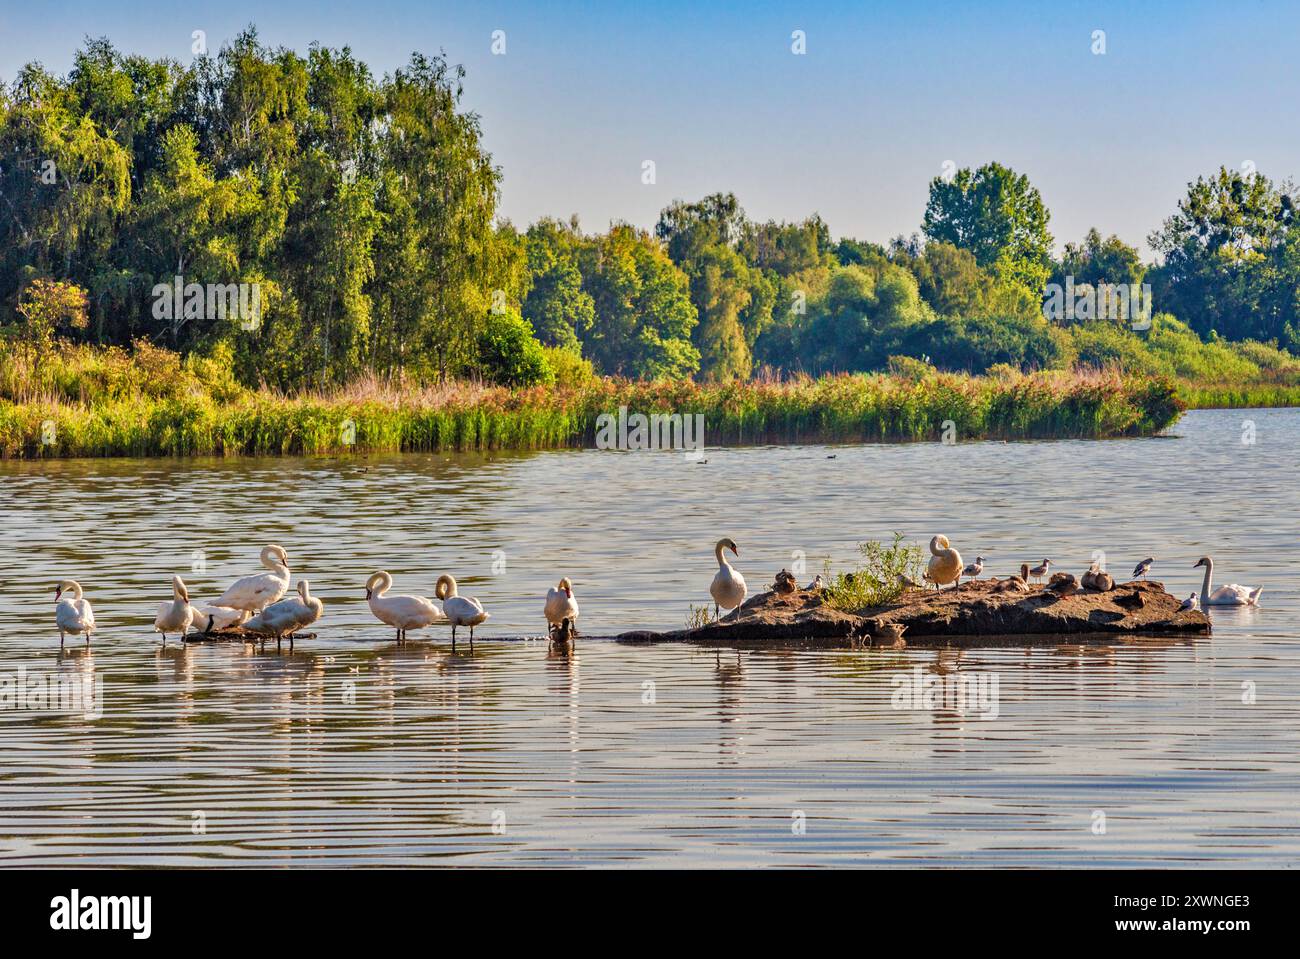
[0, 368, 1184, 458]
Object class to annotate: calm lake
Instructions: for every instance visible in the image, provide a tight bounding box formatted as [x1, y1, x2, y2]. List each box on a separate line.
[0, 407, 1296, 867]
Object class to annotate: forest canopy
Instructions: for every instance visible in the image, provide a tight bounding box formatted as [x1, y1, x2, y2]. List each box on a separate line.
[3, 31, 1299, 391]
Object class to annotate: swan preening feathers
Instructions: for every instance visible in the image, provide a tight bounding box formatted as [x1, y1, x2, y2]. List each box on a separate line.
[438, 574, 490, 650]
[926, 536, 963, 590]
[54, 580, 95, 646]
[365, 571, 446, 643]
[545, 578, 579, 640]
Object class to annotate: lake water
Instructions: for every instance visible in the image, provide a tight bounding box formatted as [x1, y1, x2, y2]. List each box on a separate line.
[0, 408, 1296, 867]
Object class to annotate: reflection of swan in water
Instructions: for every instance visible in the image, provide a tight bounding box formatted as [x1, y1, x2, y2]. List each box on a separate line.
[710, 538, 747, 618]
[1193, 557, 1262, 606]
[154, 574, 193, 646]
[55, 580, 95, 646]
[927, 536, 963, 590]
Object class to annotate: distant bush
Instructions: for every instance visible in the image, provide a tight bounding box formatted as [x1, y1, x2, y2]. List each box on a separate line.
[477, 311, 555, 387]
[541, 345, 595, 389]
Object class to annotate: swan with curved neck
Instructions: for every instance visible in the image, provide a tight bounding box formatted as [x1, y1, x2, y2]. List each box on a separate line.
[1193, 557, 1262, 607]
[214, 545, 291, 613]
[709, 537, 747, 619]
[926, 536, 963, 590]
[365, 571, 445, 644]
[54, 579, 95, 647]
[154, 574, 194, 647]
[244, 579, 324, 650]
[545, 577, 579, 639]
[437, 574, 489, 652]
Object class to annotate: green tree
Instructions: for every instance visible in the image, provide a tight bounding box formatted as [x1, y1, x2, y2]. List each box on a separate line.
[580, 224, 699, 379]
[521, 217, 594, 354]
[1148, 167, 1298, 342]
[922, 162, 1053, 296]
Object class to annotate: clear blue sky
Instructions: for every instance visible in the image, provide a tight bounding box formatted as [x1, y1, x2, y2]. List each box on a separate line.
[2, 0, 1296, 256]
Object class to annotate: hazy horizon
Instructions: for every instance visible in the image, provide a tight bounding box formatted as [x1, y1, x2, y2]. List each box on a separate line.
[3, 0, 1296, 257]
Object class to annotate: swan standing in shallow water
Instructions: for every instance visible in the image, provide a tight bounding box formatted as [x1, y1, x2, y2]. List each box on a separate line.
[437, 575, 489, 651]
[1193, 557, 1263, 606]
[544, 578, 579, 639]
[365, 571, 445, 644]
[926, 536, 963, 591]
[213, 545, 291, 613]
[55, 580, 95, 646]
[154, 575, 194, 647]
[244, 579, 323, 650]
[709, 538, 747, 619]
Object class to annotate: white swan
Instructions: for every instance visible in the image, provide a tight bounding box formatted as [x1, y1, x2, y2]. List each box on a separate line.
[213, 545, 291, 613]
[544, 577, 579, 637]
[55, 580, 95, 646]
[1193, 557, 1262, 607]
[709, 537, 747, 618]
[244, 579, 323, 649]
[927, 536, 963, 590]
[154, 574, 194, 647]
[437, 574, 489, 651]
[366, 571, 446, 644]
[186, 602, 250, 633]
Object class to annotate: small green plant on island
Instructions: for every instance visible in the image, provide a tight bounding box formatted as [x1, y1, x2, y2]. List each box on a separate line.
[686, 603, 717, 630]
[823, 533, 925, 612]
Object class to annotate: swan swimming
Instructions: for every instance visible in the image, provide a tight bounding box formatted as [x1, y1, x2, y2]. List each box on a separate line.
[213, 545, 291, 613]
[243, 579, 323, 650]
[926, 536, 963, 590]
[544, 578, 579, 639]
[1193, 557, 1262, 607]
[54, 580, 96, 647]
[365, 571, 446, 644]
[154, 574, 194, 647]
[437, 574, 489, 651]
[709, 538, 747, 619]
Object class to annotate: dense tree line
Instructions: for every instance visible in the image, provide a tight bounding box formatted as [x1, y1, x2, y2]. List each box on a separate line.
[3, 34, 1299, 389]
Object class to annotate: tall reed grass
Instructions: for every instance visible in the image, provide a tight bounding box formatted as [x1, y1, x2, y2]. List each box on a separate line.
[0, 342, 1185, 458]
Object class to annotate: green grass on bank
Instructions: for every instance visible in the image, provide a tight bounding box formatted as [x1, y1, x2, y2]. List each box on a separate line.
[0, 342, 1187, 457]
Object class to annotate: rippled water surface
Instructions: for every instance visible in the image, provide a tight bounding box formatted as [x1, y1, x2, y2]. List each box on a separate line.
[0, 408, 1296, 867]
